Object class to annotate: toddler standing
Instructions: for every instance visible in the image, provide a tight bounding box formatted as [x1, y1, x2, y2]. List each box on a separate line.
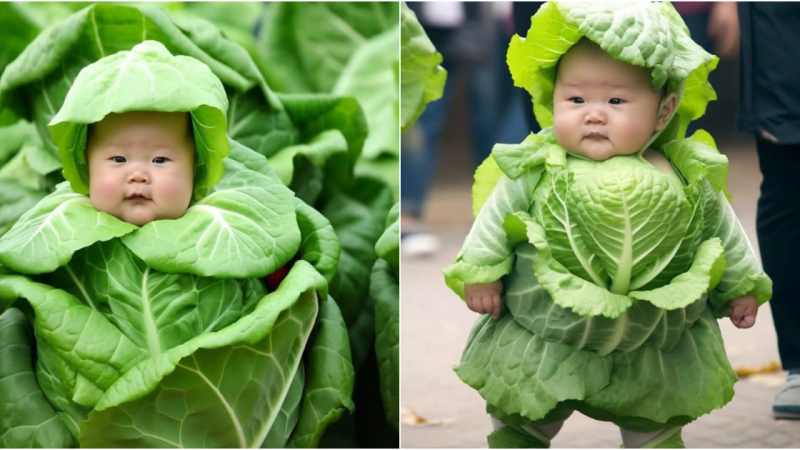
[444, 3, 771, 448]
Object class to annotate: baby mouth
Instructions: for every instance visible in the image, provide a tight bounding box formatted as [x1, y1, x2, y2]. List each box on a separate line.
[126, 193, 151, 200]
[584, 132, 607, 139]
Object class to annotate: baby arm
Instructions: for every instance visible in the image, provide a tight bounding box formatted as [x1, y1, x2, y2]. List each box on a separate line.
[444, 167, 542, 305]
[706, 191, 772, 327]
[464, 281, 504, 319]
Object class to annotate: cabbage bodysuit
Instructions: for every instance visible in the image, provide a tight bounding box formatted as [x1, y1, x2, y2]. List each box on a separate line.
[443, 3, 772, 447]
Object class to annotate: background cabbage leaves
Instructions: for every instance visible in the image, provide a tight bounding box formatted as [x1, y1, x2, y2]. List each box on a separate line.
[253, 4, 405, 446]
[0, 1, 404, 447]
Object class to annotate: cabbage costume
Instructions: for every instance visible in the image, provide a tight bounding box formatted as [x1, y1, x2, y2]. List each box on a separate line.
[0, 41, 351, 448]
[443, 3, 772, 448]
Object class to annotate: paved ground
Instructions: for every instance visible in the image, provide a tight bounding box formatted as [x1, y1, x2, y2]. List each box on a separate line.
[400, 145, 800, 448]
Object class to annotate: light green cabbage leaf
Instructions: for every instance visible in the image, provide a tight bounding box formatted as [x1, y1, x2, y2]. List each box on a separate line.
[504, 244, 709, 356]
[455, 313, 611, 422]
[325, 175, 394, 330]
[400, 2, 446, 132]
[444, 169, 545, 299]
[456, 304, 737, 427]
[582, 309, 737, 425]
[0, 182, 138, 274]
[257, 3, 398, 95]
[287, 297, 355, 448]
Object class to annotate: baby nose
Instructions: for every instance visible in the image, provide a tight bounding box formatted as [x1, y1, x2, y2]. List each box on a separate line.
[585, 108, 606, 124]
[128, 169, 149, 183]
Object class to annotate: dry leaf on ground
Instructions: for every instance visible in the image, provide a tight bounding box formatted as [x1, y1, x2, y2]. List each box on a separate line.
[401, 407, 456, 427]
[735, 361, 781, 377]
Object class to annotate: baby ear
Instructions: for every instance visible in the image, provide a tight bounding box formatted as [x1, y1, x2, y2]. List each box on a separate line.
[655, 92, 678, 131]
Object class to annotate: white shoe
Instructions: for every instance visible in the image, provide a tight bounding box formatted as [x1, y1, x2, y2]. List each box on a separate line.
[401, 232, 440, 258]
[773, 373, 800, 419]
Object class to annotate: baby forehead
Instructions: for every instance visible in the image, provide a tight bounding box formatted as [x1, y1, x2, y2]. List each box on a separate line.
[91, 111, 191, 132]
[556, 40, 653, 85]
[558, 79, 641, 90]
[87, 111, 195, 145]
[555, 58, 654, 91]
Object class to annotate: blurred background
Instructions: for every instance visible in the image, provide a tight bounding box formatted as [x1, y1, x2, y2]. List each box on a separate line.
[401, 2, 800, 448]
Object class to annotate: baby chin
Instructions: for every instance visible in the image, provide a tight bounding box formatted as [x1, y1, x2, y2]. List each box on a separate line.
[118, 203, 159, 227]
[571, 140, 618, 161]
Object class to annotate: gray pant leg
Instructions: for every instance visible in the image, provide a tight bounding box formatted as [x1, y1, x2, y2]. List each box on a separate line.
[620, 427, 682, 448]
[491, 412, 572, 443]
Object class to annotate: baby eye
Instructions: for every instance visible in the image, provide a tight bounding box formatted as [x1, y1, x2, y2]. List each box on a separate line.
[152, 157, 169, 164]
[609, 98, 626, 105]
[111, 156, 126, 163]
[569, 97, 585, 104]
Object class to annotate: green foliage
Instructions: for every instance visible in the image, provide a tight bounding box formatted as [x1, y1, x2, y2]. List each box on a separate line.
[0, 308, 75, 448]
[400, 3, 446, 132]
[257, 3, 398, 95]
[257, 2, 401, 196]
[370, 203, 399, 429]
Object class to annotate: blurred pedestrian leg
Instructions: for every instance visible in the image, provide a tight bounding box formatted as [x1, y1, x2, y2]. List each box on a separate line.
[739, 1, 800, 419]
[401, 113, 448, 257]
[401, 2, 463, 258]
[402, 3, 528, 258]
[755, 139, 800, 411]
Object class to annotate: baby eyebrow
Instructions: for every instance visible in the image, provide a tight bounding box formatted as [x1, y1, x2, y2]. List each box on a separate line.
[562, 82, 633, 90]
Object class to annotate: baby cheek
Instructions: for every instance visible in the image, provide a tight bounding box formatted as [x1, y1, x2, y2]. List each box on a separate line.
[89, 173, 123, 208]
[160, 175, 194, 206]
[552, 116, 573, 147]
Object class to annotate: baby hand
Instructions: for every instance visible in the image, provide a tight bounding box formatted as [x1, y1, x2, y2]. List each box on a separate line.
[464, 281, 503, 319]
[729, 294, 758, 329]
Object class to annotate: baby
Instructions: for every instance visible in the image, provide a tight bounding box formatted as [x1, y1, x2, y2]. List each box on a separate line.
[445, 3, 770, 448]
[85, 111, 196, 226]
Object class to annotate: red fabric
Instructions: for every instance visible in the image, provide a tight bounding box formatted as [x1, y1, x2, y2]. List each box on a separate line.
[673, 2, 713, 16]
[265, 263, 290, 292]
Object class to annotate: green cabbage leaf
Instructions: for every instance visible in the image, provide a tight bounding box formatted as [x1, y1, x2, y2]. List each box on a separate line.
[370, 203, 399, 429]
[400, 3, 446, 133]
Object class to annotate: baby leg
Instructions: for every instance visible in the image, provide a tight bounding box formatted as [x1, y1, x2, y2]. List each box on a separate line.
[620, 427, 684, 448]
[489, 411, 573, 448]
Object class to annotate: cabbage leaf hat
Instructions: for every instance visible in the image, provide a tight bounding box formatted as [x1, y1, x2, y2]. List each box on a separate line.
[509, 1, 718, 141]
[48, 40, 229, 197]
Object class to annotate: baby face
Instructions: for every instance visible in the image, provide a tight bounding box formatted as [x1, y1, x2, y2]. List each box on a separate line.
[86, 111, 195, 226]
[552, 40, 674, 161]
